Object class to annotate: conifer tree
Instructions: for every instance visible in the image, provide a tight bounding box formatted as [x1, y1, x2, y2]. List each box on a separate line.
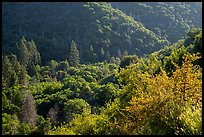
[10, 54, 21, 75]
[69, 40, 80, 67]
[90, 45, 94, 52]
[89, 45, 95, 63]
[27, 40, 41, 65]
[26, 40, 41, 77]
[100, 47, 105, 61]
[117, 49, 122, 58]
[105, 51, 111, 61]
[18, 37, 30, 67]
[2, 55, 18, 87]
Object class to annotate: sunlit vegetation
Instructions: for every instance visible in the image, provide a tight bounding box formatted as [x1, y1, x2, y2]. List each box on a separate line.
[2, 2, 202, 135]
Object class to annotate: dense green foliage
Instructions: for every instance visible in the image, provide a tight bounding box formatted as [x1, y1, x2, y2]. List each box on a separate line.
[3, 2, 201, 64]
[2, 2, 202, 135]
[111, 2, 202, 43]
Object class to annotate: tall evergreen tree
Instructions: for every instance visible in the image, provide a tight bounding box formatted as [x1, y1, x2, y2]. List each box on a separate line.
[26, 40, 41, 77]
[10, 54, 22, 83]
[18, 37, 41, 74]
[69, 40, 80, 67]
[100, 47, 105, 61]
[117, 49, 122, 58]
[2, 56, 13, 82]
[88, 45, 95, 63]
[105, 51, 111, 61]
[18, 37, 30, 68]
[10, 54, 21, 74]
[90, 45, 94, 52]
[2, 55, 18, 87]
[27, 40, 41, 65]
[18, 67, 29, 86]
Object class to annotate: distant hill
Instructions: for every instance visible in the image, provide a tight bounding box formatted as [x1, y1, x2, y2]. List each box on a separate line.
[2, 2, 201, 64]
[111, 2, 202, 43]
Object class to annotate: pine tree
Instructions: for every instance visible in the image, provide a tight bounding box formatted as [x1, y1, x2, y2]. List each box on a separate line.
[2, 55, 18, 87]
[10, 54, 21, 75]
[10, 71, 18, 87]
[100, 47, 105, 61]
[18, 37, 30, 67]
[10, 54, 22, 84]
[117, 49, 122, 58]
[8, 54, 30, 86]
[69, 40, 80, 67]
[2, 56, 12, 83]
[26, 40, 41, 77]
[18, 37, 41, 73]
[27, 40, 41, 65]
[18, 67, 29, 86]
[105, 51, 111, 61]
[89, 45, 95, 63]
[90, 45, 94, 52]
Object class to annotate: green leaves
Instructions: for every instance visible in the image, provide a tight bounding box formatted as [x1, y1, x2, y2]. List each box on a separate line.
[116, 53, 202, 135]
[63, 98, 91, 122]
[2, 113, 20, 135]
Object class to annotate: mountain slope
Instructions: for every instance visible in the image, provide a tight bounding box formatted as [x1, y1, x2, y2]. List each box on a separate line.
[3, 2, 168, 64]
[111, 2, 202, 43]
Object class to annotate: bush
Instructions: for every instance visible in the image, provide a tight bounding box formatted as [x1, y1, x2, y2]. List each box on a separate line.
[175, 106, 202, 135]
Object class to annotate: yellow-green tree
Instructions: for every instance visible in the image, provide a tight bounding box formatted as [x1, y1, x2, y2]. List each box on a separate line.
[115, 53, 202, 135]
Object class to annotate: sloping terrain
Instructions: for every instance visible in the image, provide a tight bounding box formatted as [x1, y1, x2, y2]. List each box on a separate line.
[111, 2, 202, 43]
[3, 2, 169, 64]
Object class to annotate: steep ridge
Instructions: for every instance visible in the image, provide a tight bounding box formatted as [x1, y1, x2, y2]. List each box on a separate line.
[111, 2, 202, 43]
[3, 2, 168, 64]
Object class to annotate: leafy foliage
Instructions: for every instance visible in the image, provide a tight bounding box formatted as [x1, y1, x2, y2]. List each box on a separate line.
[115, 53, 202, 135]
[2, 2, 202, 135]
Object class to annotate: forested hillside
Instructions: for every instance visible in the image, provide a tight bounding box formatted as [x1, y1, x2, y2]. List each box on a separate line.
[3, 2, 201, 64]
[111, 2, 202, 43]
[2, 2, 202, 135]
